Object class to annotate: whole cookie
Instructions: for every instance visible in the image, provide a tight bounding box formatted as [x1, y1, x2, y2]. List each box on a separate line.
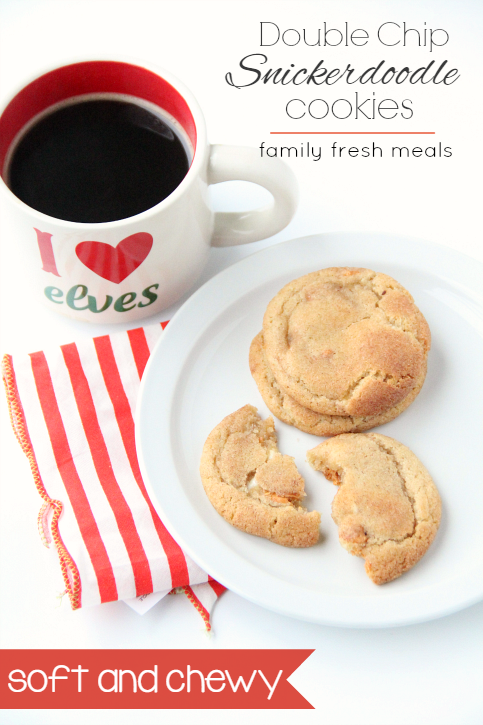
[307, 433, 441, 583]
[249, 332, 427, 436]
[200, 405, 321, 547]
[262, 268, 430, 417]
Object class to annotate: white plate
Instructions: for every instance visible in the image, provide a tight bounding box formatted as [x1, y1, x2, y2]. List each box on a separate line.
[136, 233, 483, 628]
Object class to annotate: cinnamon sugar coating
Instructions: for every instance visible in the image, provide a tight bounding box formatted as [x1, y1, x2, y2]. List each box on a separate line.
[249, 331, 427, 436]
[307, 433, 441, 584]
[200, 405, 320, 547]
[262, 268, 430, 418]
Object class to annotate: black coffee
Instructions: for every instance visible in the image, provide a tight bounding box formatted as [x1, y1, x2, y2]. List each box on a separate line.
[7, 99, 190, 223]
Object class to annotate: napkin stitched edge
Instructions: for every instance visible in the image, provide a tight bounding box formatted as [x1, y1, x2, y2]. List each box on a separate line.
[2, 353, 82, 609]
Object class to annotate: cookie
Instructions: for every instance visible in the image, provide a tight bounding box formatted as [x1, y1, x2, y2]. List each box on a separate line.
[200, 405, 321, 547]
[307, 433, 441, 583]
[262, 268, 430, 417]
[249, 331, 427, 436]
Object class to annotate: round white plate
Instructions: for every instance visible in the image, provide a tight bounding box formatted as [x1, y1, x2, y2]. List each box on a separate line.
[136, 233, 483, 627]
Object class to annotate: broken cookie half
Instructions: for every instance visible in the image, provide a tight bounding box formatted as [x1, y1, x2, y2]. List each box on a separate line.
[307, 433, 441, 583]
[200, 405, 321, 547]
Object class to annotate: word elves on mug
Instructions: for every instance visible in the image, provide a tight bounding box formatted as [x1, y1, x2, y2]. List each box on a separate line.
[34, 228, 159, 313]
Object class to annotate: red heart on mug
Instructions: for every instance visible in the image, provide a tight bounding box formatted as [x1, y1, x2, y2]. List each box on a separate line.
[75, 233, 153, 284]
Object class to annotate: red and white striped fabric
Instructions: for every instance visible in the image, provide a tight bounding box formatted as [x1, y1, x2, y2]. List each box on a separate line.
[2, 322, 225, 630]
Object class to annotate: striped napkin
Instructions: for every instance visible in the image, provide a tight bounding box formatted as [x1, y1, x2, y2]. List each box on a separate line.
[2, 322, 225, 630]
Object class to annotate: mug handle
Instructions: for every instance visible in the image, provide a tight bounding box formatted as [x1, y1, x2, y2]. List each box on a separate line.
[207, 144, 299, 247]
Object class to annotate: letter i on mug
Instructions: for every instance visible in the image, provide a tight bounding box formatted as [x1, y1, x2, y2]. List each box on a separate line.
[0, 59, 298, 322]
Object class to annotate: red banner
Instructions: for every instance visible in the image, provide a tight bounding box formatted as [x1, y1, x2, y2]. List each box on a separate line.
[1, 649, 314, 709]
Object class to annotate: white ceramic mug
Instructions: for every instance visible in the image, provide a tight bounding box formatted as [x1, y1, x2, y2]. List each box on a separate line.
[0, 59, 298, 322]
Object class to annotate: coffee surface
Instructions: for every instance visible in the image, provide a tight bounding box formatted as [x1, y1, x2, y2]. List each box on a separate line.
[8, 99, 190, 223]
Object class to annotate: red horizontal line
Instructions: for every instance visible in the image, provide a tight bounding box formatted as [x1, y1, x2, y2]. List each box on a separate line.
[270, 131, 435, 135]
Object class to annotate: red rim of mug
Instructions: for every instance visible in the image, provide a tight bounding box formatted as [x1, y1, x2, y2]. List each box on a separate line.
[0, 60, 201, 226]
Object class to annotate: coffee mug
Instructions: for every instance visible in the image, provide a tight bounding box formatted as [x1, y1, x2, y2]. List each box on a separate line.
[0, 58, 298, 322]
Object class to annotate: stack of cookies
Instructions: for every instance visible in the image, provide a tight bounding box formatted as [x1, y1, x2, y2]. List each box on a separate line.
[249, 267, 431, 436]
[199, 267, 441, 584]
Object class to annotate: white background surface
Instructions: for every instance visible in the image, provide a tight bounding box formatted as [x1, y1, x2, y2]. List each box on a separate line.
[0, 1, 482, 724]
